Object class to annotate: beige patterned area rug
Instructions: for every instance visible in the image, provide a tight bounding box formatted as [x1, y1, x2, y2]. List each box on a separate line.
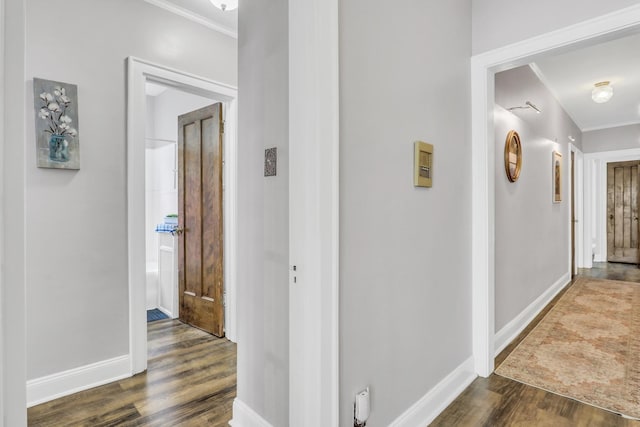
[496, 277, 640, 419]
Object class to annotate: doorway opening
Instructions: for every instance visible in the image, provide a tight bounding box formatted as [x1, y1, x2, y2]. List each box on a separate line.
[471, 6, 640, 377]
[144, 82, 221, 328]
[127, 57, 238, 374]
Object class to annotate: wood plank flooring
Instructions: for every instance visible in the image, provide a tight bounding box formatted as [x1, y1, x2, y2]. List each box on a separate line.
[28, 320, 236, 427]
[27, 263, 640, 426]
[432, 263, 640, 426]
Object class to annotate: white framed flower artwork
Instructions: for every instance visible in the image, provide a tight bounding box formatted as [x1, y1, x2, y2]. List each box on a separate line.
[33, 78, 80, 169]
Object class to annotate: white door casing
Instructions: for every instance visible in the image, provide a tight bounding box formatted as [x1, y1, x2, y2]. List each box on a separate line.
[2, 0, 28, 424]
[584, 148, 640, 266]
[0, 0, 5, 422]
[569, 143, 585, 275]
[288, 0, 340, 425]
[127, 57, 238, 374]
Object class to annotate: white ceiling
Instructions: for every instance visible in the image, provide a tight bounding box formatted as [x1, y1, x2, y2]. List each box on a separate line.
[144, 0, 237, 38]
[532, 33, 640, 132]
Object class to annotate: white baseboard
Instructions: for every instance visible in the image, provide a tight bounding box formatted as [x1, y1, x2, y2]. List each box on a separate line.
[494, 272, 570, 356]
[27, 355, 131, 407]
[389, 356, 476, 427]
[229, 398, 274, 427]
[157, 305, 174, 319]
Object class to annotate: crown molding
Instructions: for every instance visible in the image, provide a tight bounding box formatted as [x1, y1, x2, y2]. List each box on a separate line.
[144, 0, 237, 39]
[581, 120, 640, 132]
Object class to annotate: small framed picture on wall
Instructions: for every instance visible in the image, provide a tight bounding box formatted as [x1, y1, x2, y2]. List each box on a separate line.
[33, 78, 80, 170]
[552, 151, 562, 203]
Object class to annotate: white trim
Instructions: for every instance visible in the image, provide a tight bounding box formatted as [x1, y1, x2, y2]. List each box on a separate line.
[0, 0, 5, 422]
[229, 399, 274, 427]
[576, 147, 585, 269]
[583, 156, 596, 266]
[582, 120, 640, 133]
[288, 0, 339, 425]
[494, 273, 570, 356]
[388, 357, 477, 427]
[569, 144, 585, 274]
[3, 0, 26, 424]
[471, 4, 640, 379]
[584, 148, 640, 264]
[127, 57, 239, 375]
[143, 0, 237, 40]
[471, 54, 495, 377]
[223, 93, 238, 343]
[26, 355, 130, 408]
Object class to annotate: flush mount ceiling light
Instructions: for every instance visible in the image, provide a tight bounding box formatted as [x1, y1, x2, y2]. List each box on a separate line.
[210, 0, 238, 11]
[507, 101, 542, 114]
[592, 81, 613, 104]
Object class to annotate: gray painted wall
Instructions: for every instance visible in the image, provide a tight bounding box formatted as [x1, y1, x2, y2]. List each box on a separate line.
[472, 0, 639, 54]
[25, 0, 236, 380]
[339, 1, 472, 425]
[237, 0, 289, 425]
[582, 124, 640, 153]
[494, 65, 581, 331]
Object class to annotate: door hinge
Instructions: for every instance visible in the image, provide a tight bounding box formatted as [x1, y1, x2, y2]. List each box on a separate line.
[221, 120, 225, 134]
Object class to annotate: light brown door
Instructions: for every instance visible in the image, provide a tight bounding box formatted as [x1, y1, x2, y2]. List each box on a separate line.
[178, 103, 224, 337]
[607, 161, 640, 264]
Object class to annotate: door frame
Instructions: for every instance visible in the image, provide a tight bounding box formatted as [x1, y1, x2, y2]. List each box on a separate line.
[569, 144, 584, 276]
[1, 0, 28, 423]
[604, 160, 640, 264]
[471, 5, 640, 377]
[126, 57, 238, 374]
[0, 0, 5, 418]
[289, 0, 339, 424]
[584, 148, 640, 265]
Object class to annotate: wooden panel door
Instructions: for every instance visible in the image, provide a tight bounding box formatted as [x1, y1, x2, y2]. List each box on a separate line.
[607, 161, 640, 264]
[178, 103, 224, 337]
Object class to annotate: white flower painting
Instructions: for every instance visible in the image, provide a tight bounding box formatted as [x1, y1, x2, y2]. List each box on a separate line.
[33, 78, 80, 169]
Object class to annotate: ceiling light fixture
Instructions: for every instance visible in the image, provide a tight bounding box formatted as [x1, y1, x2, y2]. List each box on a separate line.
[210, 0, 238, 11]
[507, 101, 542, 114]
[591, 81, 613, 104]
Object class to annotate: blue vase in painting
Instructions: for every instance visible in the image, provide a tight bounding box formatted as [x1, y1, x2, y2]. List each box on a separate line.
[49, 134, 69, 162]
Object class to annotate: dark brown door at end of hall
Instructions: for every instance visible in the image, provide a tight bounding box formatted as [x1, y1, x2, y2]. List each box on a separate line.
[607, 161, 640, 265]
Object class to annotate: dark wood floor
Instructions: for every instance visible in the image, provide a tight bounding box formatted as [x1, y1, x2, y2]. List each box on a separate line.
[432, 262, 640, 426]
[28, 320, 236, 426]
[27, 264, 640, 426]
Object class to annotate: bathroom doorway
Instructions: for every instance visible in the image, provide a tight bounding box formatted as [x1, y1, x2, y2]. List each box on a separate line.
[144, 82, 217, 324]
[128, 57, 238, 374]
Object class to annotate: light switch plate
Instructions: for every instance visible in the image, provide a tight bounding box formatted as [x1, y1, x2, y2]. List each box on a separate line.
[414, 141, 433, 187]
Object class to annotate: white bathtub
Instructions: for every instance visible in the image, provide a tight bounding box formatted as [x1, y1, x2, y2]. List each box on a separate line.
[146, 233, 178, 318]
[146, 261, 159, 310]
